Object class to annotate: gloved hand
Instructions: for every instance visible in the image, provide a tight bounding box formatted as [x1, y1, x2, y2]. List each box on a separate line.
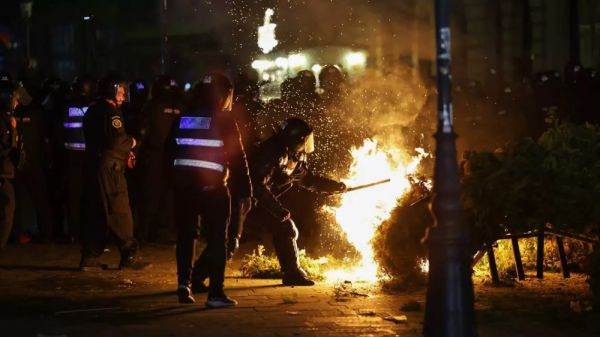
[325, 182, 347, 195]
[336, 182, 348, 193]
[127, 151, 136, 169]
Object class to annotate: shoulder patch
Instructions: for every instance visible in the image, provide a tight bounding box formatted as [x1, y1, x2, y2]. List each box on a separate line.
[112, 118, 123, 128]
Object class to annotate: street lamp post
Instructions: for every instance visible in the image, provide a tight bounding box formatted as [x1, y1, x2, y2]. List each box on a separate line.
[20, 1, 33, 61]
[159, 0, 168, 74]
[423, 0, 476, 336]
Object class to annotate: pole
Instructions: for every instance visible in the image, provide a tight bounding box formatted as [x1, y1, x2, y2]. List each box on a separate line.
[159, 0, 168, 74]
[20, 1, 33, 62]
[423, 0, 476, 336]
[568, 0, 580, 64]
[26, 18, 31, 60]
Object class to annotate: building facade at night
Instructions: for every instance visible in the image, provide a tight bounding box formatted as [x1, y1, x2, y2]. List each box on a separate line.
[0, 0, 598, 86]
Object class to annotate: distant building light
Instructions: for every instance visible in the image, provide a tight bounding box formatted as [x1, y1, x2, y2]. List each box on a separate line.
[275, 57, 289, 69]
[288, 53, 308, 70]
[83, 16, 92, 21]
[344, 51, 367, 68]
[251, 59, 274, 72]
[184, 83, 191, 91]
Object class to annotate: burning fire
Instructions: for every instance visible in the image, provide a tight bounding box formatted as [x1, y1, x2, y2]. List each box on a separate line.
[325, 139, 427, 282]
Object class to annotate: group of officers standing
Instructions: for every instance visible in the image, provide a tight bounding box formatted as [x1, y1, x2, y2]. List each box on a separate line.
[0, 68, 348, 308]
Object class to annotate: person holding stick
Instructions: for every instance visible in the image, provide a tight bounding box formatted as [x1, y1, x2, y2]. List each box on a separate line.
[192, 118, 347, 289]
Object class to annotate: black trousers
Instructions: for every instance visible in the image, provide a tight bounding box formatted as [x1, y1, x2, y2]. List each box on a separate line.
[175, 185, 230, 295]
[138, 154, 170, 241]
[0, 178, 15, 250]
[243, 207, 303, 278]
[267, 215, 302, 277]
[15, 167, 54, 239]
[82, 159, 137, 258]
[65, 152, 85, 239]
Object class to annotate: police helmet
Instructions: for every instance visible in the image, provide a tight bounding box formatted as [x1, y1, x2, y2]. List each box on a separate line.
[72, 75, 94, 97]
[130, 79, 149, 103]
[191, 72, 233, 111]
[319, 65, 344, 88]
[151, 75, 177, 99]
[97, 75, 127, 100]
[279, 118, 315, 154]
[0, 77, 16, 111]
[297, 70, 316, 90]
[0, 72, 13, 84]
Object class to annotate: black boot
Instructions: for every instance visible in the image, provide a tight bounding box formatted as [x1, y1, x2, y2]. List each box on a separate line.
[206, 290, 237, 308]
[79, 255, 107, 271]
[177, 285, 196, 304]
[273, 233, 314, 285]
[119, 253, 152, 270]
[282, 269, 315, 286]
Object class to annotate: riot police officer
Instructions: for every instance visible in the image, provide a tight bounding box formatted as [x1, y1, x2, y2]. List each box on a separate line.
[240, 118, 346, 286]
[168, 73, 251, 307]
[318, 65, 345, 105]
[0, 74, 19, 249]
[62, 76, 94, 241]
[79, 75, 149, 270]
[137, 75, 182, 242]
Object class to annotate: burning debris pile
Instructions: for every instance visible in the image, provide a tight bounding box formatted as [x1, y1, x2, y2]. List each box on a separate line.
[323, 139, 429, 282]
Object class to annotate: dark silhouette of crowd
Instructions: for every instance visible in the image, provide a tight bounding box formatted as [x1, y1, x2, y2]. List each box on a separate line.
[0, 60, 598, 252]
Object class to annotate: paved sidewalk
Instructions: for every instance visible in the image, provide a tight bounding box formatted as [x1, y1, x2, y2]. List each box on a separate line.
[0, 244, 424, 337]
[0, 244, 595, 337]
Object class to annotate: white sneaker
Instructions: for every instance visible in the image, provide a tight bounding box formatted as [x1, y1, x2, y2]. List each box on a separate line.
[205, 295, 238, 308]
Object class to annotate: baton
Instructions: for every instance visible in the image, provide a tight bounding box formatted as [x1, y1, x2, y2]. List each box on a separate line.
[335, 178, 392, 194]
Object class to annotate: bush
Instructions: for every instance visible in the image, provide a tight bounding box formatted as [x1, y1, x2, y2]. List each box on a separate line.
[463, 122, 600, 238]
[462, 122, 600, 293]
[372, 180, 431, 289]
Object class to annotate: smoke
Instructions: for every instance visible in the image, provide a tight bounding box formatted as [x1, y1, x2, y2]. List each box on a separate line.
[338, 66, 433, 157]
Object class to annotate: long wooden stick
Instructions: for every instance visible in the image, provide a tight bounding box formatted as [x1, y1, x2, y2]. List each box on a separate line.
[345, 179, 391, 192]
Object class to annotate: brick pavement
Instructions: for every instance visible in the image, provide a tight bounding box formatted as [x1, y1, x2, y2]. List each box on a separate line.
[0, 244, 424, 337]
[0, 243, 594, 337]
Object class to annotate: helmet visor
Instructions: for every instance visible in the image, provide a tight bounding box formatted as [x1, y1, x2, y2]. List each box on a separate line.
[304, 132, 315, 154]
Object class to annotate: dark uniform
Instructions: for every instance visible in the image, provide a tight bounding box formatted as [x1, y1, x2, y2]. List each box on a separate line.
[0, 75, 18, 249]
[62, 89, 92, 241]
[169, 75, 251, 305]
[137, 76, 181, 241]
[80, 79, 145, 269]
[241, 118, 345, 285]
[14, 102, 54, 241]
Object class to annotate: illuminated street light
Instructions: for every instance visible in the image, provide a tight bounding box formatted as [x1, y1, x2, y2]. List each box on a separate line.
[275, 57, 289, 69]
[288, 53, 308, 70]
[344, 51, 367, 68]
[311, 64, 322, 74]
[258, 8, 278, 54]
[251, 59, 274, 72]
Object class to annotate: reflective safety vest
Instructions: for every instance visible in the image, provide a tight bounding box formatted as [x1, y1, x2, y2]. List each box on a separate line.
[63, 105, 88, 151]
[172, 111, 227, 176]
